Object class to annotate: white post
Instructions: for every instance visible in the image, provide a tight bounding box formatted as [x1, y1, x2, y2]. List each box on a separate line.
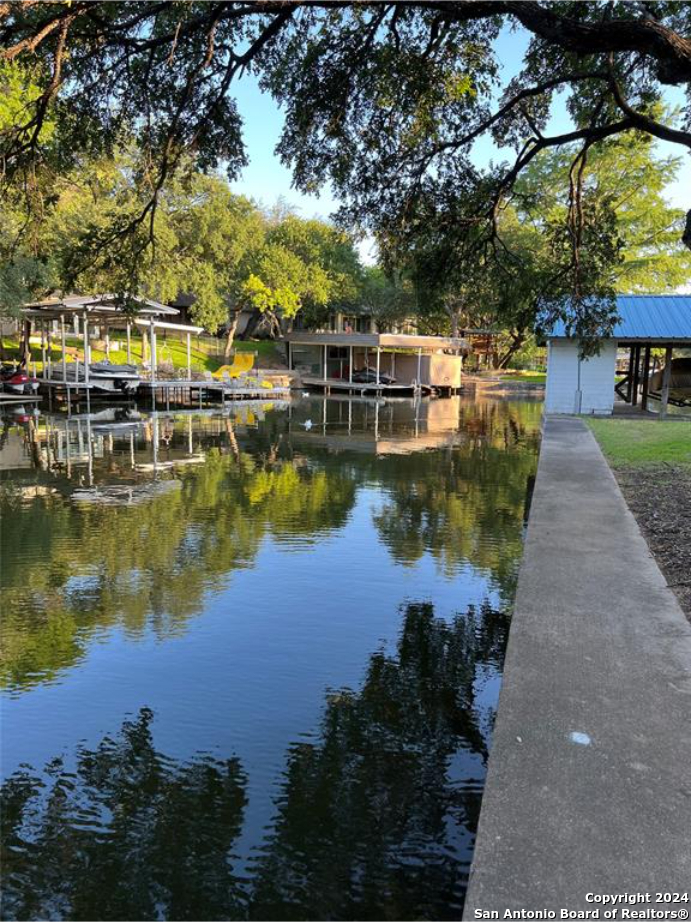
[40, 322, 46, 380]
[46, 324, 52, 379]
[126, 322, 132, 363]
[375, 347, 381, 386]
[391, 351, 396, 380]
[61, 315, 67, 383]
[323, 343, 327, 382]
[417, 348, 422, 389]
[349, 345, 353, 384]
[659, 346, 673, 419]
[150, 319, 157, 388]
[105, 327, 110, 360]
[83, 313, 90, 390]
[186, 331, 192, 381]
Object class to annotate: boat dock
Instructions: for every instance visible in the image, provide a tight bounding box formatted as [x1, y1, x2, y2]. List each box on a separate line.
[301, 375, 428, 396]
[36, 377, 290, 410]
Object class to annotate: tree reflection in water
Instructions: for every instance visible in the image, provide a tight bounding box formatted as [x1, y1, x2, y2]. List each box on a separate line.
[1, 708, 249, 922]
[2, 600, 509, 922]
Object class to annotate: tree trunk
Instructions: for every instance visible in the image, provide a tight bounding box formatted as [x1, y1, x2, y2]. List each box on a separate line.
[497, 332, 526, 369]
[450, 312, 460, 339]
[224, 312, 239, 359]
[21, 320, 32, 368]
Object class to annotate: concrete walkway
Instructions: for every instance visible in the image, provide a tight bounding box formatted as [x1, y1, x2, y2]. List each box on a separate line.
[464, 417, 691, 916]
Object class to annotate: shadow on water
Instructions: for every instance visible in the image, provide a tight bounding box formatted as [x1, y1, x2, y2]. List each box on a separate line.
[1, 599, 510, 922]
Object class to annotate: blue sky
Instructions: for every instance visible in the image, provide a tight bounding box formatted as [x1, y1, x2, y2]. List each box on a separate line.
[228, 24, 690, 259]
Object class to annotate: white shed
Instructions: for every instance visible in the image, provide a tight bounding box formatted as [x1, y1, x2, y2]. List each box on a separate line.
[545, 295, 691, 416]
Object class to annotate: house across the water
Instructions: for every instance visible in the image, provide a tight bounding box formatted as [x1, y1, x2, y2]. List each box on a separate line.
[544, 295, 691, 416]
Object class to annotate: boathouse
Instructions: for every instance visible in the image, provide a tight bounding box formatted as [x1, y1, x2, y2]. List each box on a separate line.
[284, 331, 469, 394]
[544, 294, 691, 416]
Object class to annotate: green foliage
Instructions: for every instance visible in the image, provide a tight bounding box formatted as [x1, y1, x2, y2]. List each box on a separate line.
[1, 145, 364, 332]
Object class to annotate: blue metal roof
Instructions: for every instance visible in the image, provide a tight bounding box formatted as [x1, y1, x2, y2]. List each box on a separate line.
[549, 294, 691, 341]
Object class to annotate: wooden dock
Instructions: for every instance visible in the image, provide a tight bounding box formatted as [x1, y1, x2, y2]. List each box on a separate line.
[34, 376, 291, 408]
[138, 379, 291, 405]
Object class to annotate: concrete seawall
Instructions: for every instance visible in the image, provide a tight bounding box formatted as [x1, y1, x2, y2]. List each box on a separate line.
[464, 417, 691, 915]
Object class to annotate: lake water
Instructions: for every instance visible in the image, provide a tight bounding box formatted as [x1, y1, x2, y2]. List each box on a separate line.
[0, 395, 541, 921]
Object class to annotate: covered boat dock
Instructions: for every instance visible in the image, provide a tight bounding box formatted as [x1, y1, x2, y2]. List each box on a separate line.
[284, 331, 469, 395]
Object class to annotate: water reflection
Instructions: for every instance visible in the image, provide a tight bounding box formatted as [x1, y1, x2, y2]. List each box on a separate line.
[1, 708, 249, 921]
[2, 600, 507, 922]
[1, 395, 541, 920]
[1, 398, 539, 695]
[250, 600, 507, 922]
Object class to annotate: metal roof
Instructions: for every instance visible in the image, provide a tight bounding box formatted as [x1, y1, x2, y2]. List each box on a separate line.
[23, 294, 179, 320]
[548, 295, 691, 342]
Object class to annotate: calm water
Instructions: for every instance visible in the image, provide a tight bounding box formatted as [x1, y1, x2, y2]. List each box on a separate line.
[1, 395, 541, 921]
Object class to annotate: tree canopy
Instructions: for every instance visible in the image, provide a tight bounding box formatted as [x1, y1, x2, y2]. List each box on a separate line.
[1, 2, 690, 335]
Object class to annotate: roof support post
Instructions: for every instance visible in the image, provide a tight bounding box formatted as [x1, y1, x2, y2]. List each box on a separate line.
[46, 323, 52, 380]
[323, 343, 327, 382]
[659, 346, 673, 419]
[150, 318, 157, 391]
[349, 345, 353, 385]
[83, 312, 90, 392]
[417, 347, 422, 389]
[40, 321, 46, 380]
[626, 346, 635, 403]
[641, 345, 651, 412]
[61, 314, 67, 384]
[631, 345, 641, 406]
[126, 322, 132, 364]
[375, 347, 380, 387]
[186, 331, 192, 381]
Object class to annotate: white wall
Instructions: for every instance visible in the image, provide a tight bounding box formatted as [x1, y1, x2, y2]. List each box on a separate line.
[545, 339, 617, 415]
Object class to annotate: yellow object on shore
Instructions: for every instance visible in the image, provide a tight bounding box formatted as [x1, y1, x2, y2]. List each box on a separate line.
[212, 353, 255, 379]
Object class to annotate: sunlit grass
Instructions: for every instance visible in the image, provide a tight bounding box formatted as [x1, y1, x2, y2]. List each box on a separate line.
[2, 335, 282, 373]
[588, 418, 691, 467]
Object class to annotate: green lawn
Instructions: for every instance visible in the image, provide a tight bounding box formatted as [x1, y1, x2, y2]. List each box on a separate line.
[587, 418, 691, 467]
[501, 371, 546, 384]
[1, 335, 282, 373]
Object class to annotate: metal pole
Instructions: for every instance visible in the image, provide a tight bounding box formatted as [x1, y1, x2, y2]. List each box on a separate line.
[126, 322, 132, 363]
[61, 314, 67, 383]
[40, 322, 46, 380]
[150, 319, 157, 408]
[417, 348, 422, 389]
[323, 343, 327, 382]
[83, 313, 90, 389]
[375, 347, 380, 387]
[659, 346, 673, 419]
[349, 345, 353, 385]
[47, 325, 52, 380]
[186, 332, 192, 381]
